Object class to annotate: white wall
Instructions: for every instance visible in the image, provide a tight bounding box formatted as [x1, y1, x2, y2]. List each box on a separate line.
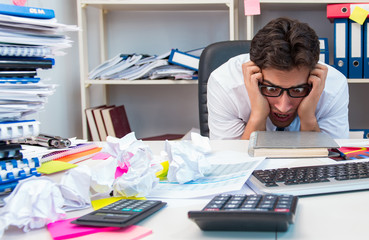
[4, 1, 368, 139]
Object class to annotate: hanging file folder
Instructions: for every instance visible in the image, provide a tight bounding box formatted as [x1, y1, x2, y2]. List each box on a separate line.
[334, 18, 348, 77]
[348, 19, 363, 78]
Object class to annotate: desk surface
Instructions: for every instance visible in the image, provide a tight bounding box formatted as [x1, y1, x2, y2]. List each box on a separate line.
[3, 139, 369, 240]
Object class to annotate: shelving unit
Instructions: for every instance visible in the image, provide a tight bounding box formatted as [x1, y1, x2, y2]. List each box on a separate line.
[76, 0, 239, 139]
[76, 0, 369, 140]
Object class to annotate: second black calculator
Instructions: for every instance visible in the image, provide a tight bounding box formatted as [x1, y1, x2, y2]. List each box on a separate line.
[72, 199, 167, 227]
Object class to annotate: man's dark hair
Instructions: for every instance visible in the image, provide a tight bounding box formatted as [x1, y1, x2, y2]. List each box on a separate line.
[250, 17, 320, 71]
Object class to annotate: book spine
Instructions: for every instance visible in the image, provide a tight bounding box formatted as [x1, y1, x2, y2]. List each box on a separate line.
[0, 46, 51, 57]
[0, 120, 40, 140]
[0, 3, 55, 19]
[168, 49, 200, 71]
[0, 157, 41, 193]
[0, 77, 40, 84]
[248, 131, 257, 157]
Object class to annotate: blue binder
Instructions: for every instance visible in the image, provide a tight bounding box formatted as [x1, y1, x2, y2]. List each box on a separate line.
[0, 3, 55, 19]
[363, 19, 369, 79]
[168, 49, 200, 71]
[319, 38, 329, 64]
[334, 18, 348, 77]
[348, 20, 363, 79]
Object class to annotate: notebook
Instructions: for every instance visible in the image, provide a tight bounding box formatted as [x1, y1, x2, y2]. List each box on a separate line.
[248, 131, 339, 158]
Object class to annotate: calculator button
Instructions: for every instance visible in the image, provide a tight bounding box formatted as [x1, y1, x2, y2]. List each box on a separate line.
[275, 208, 290, 212]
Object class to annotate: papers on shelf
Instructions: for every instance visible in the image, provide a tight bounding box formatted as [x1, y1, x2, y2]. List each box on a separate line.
[88, 49, 200, 80]
[148, 65, 196, 80]
[91, 53, 171, 81]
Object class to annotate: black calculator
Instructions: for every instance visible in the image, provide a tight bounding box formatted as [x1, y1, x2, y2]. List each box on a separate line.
[188, 194, 298, 232]
[72, 199, 167, 227]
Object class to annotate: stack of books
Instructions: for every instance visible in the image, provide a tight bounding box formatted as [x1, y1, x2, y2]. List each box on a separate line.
[85, 105, 131, 142]
[0, 3, 77, 196]
[85, 104, 184, 141]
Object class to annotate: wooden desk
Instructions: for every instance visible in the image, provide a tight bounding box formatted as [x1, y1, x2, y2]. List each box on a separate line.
[3, 139, 369, 240]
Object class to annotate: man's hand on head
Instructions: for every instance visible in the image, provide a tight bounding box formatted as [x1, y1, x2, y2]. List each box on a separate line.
[242, 61, 270, 121]
[298, 63, 328, 131]
[241, 61, 269, 139]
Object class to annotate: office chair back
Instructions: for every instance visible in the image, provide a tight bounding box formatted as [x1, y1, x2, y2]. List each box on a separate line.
[198, 40, 252, 137]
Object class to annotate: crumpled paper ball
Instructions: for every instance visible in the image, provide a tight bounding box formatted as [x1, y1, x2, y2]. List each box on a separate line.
[165, 133, 212, 184]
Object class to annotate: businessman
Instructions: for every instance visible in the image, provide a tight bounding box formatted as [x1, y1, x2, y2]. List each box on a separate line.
[207, 17, 349, 140]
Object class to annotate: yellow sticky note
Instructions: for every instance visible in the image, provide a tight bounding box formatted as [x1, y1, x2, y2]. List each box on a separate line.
[349, 6, 369, 25]
[155, 160, 169, 180]
[91, 196, 146, 210]
[38, 160, 77, 174]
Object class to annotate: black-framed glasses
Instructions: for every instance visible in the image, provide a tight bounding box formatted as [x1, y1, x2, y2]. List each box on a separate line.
[258, 82, 311, 98]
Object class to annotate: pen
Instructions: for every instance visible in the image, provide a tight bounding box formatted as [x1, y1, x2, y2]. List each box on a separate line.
[330, 148, 348, 160]
[12, 134, 71, 149]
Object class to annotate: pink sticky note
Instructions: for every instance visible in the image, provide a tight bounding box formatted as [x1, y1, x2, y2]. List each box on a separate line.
[91, 152, 111, 160]
[244, 0, 260, 16]
[12, 0, 27, 6]
[47, 217, 120, 240]
[69, 225, 152, 240]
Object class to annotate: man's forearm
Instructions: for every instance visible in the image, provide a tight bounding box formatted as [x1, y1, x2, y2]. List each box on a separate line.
[241, 117, 267, 140]
[300, 117, 320, 132]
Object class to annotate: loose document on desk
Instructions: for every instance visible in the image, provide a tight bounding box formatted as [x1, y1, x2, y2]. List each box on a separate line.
[148, 151, 264, 198]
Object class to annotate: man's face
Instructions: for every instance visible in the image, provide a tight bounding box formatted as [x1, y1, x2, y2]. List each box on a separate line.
[261, 67, 310, 128]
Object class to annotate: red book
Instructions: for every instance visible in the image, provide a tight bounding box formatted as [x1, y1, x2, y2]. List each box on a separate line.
[93, 105, 115, 141]
[101, 105, 131, 139]
[85, 105, 106, 141]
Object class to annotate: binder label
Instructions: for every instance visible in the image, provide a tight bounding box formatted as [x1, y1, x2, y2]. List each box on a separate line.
[351, 22, 362, 57]
[30, 8, 46, 15]
[336, 23, 346, 58]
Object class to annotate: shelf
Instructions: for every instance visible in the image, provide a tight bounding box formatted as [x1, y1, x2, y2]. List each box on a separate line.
[348, 79, 369, 84]
[80, 0, 234, 11]
[85, 79, 198, 85]
[259, 0, 369, 3]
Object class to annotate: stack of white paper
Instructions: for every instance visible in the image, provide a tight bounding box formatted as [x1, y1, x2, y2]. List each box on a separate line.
[0, 5, 77, 140]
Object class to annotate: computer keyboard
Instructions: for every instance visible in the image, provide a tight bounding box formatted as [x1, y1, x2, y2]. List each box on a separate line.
[247, 161, 369, 196]
[188, 194, 298, 232]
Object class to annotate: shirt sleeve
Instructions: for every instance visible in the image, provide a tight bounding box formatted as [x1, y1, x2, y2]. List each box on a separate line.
[316, 67, 349, 139]
[207, 73, 248, 140]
